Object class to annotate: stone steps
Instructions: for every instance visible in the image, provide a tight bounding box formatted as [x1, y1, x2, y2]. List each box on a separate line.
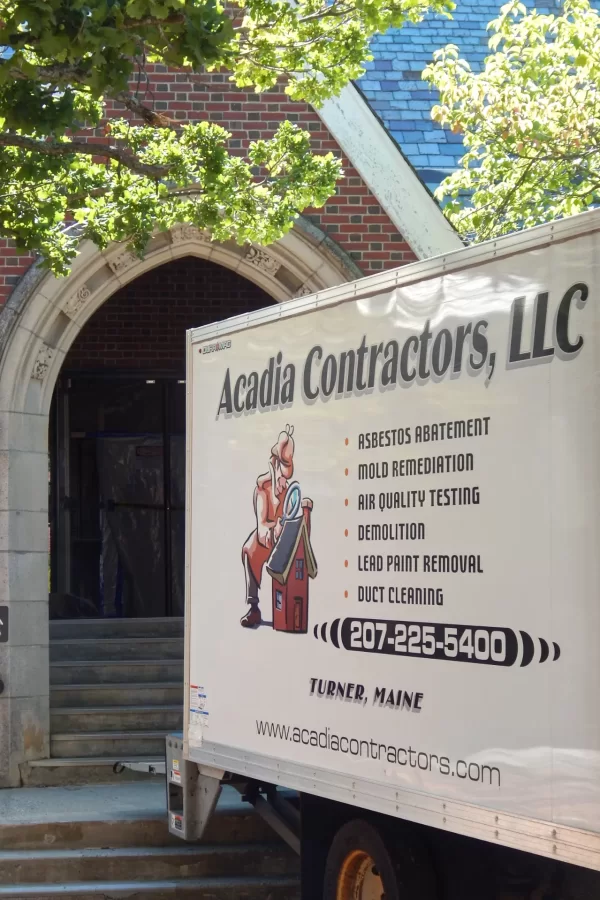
[50, 731, 170, 759]
[0, 875, 300, 898]
[50, 706, 183, 734]
[0, 843, 298, 883]
[49, 619, 184, 641]
[50, 683, 182, 708]
[0, 787, 275, 851]
[49, 660, 184, 686]
[22, 759, 167, 788]
[42, 618, 185, 782]
[0, 783, 300, 899]
[50, 638, 184, 663]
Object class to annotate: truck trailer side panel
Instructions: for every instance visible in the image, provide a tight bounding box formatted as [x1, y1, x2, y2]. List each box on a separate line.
[184, 209, 600, 871]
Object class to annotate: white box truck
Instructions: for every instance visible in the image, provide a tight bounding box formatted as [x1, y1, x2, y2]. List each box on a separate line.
[165, 209, 600, 898]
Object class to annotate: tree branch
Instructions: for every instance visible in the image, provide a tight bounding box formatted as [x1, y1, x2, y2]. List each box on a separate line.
[244, 0, 359, 30]
[475, 157, 537, 239]
[6, 61, 90, 83]
[112, 91, 174, 128]
[4, 58, 173, 129]
[0, 133, 170, 179]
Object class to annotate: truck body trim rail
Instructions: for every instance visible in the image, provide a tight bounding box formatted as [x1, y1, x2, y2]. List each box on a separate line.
[186, 739, 600, 872]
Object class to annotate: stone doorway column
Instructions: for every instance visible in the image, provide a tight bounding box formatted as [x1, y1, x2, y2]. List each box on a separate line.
[0, 407, 52, 784]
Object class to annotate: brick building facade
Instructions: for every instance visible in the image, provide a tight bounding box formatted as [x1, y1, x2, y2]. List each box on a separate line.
[0, 55, 459, 785]
[0, 67, 418, 307]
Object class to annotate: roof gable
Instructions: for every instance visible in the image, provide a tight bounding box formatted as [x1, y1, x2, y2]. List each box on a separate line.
[267, 516, 318, 585]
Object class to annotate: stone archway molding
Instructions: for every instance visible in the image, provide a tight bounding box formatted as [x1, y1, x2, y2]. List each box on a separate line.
[0, 217, 361, 420]
[0, 219, 359, 786]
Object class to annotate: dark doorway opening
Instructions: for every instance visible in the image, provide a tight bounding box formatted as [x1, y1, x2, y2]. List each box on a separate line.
[47, 255, 274, 620]
[49, 374, 186, 619]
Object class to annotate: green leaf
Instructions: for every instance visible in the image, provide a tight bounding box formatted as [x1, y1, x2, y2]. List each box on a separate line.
[0, 0, 455, 273]
[424, 0, 600, 242]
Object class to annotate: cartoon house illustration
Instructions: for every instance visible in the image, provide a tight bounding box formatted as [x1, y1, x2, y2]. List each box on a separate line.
[266, 501, 317, 633]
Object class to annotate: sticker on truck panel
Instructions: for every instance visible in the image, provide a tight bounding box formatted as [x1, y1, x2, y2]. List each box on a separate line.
[189, 684, 209, 736]
[170, 759, 181, 784]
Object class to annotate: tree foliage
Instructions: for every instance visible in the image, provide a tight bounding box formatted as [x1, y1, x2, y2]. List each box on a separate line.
[424, 0, 600, 242]
[0, 0, 452, 273]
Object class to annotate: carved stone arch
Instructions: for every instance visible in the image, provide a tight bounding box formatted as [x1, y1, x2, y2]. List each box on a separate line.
[0, 218, 360, 418]
[0, 221, 358, 786]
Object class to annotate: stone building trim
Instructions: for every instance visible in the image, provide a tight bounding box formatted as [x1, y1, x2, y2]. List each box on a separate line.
[316, 83, 463, 260]
[0, 222, 357, 785]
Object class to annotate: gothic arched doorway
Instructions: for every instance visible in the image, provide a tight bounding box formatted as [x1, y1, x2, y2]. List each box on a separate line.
[49, 256, 273, 623]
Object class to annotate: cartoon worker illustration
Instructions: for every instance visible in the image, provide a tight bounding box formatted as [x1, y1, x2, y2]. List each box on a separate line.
[241, 425, 295, 628]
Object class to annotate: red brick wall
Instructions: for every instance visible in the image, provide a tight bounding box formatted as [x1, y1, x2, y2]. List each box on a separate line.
[0, 240, 34, 305]
[65, 255, 273, 373]
[0, 66, 417, 305]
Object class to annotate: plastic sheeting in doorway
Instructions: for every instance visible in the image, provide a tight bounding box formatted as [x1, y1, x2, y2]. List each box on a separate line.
[96, 434, 185, 618]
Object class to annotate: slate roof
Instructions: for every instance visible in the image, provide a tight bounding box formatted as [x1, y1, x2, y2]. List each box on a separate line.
[358, 0, 600, 197]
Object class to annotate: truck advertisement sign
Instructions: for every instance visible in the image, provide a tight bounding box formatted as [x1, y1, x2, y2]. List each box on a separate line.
[187, 231, 600, 835]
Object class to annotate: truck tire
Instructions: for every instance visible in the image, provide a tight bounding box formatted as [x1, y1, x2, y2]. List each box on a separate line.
[323, 817, 437, 900]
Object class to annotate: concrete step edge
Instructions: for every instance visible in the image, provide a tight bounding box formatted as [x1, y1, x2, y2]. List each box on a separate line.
[50, 660, 183, 669]
[51, 705, 182, 714]
[28, 756, 164, 767]
[0, 842, 289, 862]
[51, 683, 182, 691]
[50, 616, 183, 631]
[50, 618, 184, 626]
[0, 803, 254, 828]
[51, 638, 183, 646]
[0, 876, 300, 896]
[51, 731, 170, 741]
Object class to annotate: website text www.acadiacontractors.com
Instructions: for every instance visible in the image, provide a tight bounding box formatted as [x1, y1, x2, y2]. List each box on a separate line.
[256, 719, 501, 787]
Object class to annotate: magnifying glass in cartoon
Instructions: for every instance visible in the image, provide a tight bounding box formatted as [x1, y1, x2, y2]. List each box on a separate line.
[281, 481, 301, 525]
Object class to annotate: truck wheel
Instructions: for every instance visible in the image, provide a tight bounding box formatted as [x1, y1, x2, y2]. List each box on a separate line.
[323, 818, 437, 900]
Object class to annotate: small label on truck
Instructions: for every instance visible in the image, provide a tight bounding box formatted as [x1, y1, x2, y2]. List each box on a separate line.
[189, 684, 209, 737]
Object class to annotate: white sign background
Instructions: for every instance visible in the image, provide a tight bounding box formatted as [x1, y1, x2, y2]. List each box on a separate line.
[188, 233, 600, 833]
